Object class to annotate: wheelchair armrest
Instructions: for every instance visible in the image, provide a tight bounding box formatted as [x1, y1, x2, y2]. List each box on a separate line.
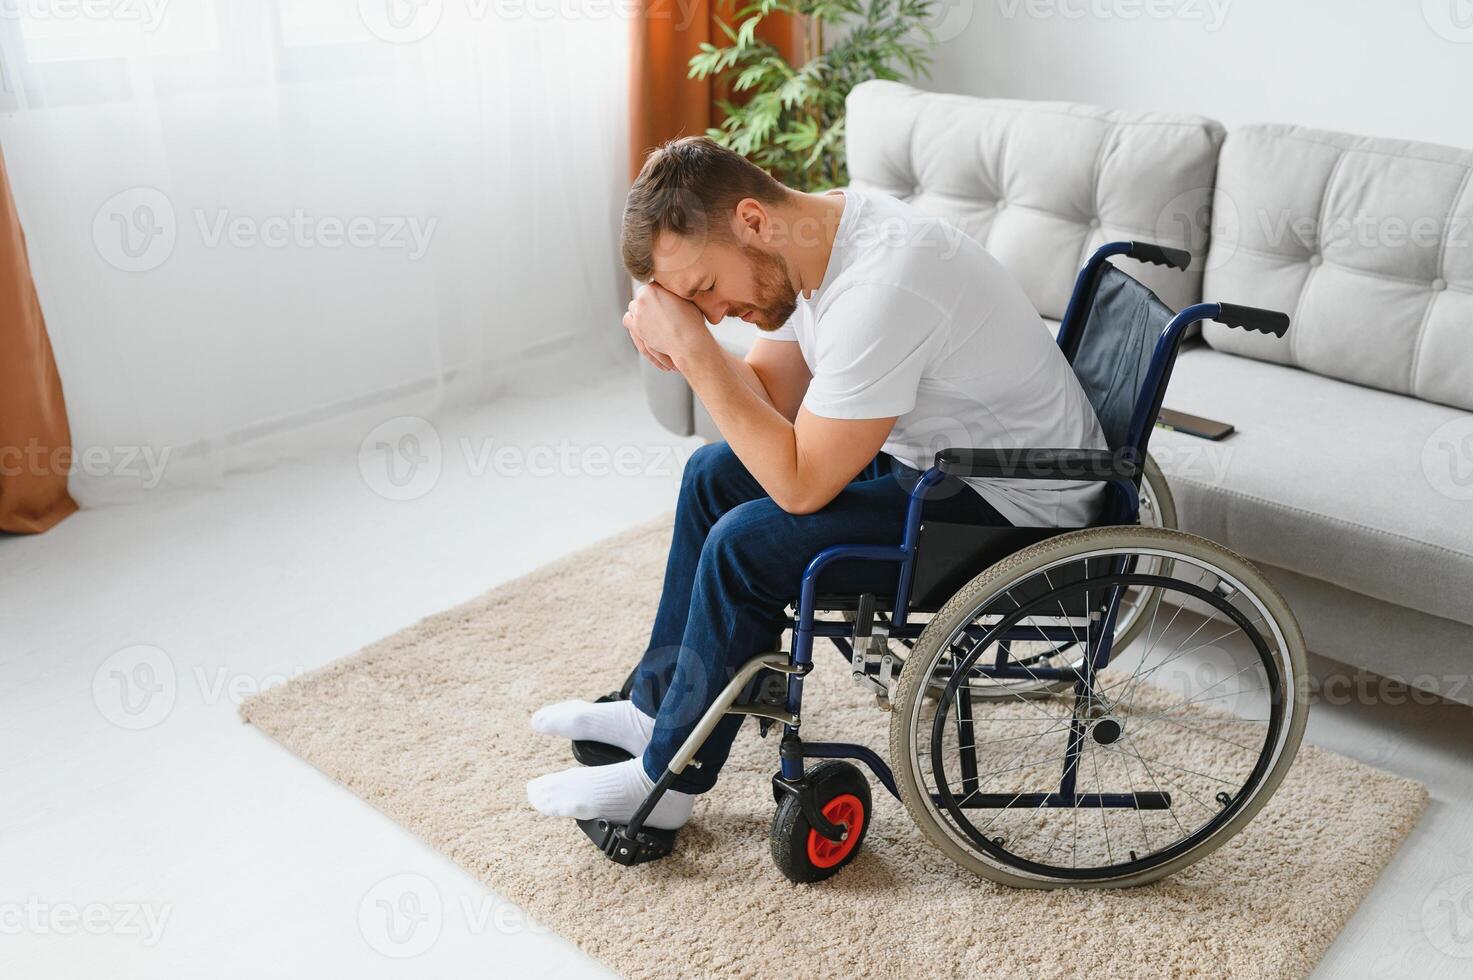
[933, 448, 1138, 482]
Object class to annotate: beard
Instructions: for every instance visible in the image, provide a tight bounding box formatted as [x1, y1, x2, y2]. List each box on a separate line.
[741, 245, 799, 332]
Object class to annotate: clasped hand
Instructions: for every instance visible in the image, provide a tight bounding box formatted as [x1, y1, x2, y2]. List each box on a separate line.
[623, 282, 706, 373]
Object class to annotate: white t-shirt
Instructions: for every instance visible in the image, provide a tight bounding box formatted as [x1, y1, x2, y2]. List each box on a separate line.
[766, 189, 1108, 527]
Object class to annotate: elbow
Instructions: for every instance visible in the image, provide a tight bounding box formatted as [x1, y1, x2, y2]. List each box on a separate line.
[772, 488, 830, 516]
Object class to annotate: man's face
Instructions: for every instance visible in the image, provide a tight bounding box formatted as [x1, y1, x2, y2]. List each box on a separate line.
[650, 233, 798, 332]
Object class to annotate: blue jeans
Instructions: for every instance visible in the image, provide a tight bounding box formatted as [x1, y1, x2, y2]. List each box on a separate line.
[629, 441, 1011, 793]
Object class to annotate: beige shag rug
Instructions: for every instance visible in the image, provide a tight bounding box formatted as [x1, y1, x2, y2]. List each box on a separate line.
[242, 515, 1427, 979]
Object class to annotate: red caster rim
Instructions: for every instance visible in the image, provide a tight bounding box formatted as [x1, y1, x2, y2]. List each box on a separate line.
[806, 794, 865, 869]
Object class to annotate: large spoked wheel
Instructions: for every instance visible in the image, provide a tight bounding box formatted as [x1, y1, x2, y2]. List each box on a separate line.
[890, 526, 1308, 889]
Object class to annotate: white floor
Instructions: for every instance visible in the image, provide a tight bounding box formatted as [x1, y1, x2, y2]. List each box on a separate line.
[4, 355, 1472, 978]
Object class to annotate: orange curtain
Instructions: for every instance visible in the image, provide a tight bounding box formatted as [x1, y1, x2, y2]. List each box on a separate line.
[0, 147, 77, 533]
[628, 0, 806, 181]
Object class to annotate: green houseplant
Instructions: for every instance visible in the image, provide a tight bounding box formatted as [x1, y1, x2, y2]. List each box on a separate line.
[688, 0, 937, 191]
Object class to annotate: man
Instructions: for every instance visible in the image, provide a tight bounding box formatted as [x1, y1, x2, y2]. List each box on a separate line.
[526, 137, 1106, 830]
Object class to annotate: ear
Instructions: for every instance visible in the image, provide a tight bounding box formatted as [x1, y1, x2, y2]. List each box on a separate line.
[730, 197, 770, 245]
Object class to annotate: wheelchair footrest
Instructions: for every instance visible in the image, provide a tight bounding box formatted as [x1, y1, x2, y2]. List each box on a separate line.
[577, 817, 676, 865]
[571, 738, 633, 767]
[570, 692, 635, 767]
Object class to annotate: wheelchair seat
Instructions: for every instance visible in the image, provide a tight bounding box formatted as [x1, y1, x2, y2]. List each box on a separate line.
[806, 526, 1071, 614]
[908, 523, 1080, 612]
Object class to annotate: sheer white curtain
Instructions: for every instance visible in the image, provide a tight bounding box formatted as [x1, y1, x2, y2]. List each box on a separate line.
[0, 0, 630, 489]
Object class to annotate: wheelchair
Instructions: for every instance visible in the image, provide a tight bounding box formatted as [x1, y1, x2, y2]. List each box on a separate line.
[575, 242, 1309, 889]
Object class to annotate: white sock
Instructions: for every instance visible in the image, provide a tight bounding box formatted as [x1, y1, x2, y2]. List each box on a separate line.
[525, 758, 695, 830]
[530, 698, 655, 757]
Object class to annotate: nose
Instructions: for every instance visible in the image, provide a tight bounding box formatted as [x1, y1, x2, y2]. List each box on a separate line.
[693, 296, 725, 324]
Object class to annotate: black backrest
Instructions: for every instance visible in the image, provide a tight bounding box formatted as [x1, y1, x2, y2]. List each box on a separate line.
[1067, 265, 1176, 454]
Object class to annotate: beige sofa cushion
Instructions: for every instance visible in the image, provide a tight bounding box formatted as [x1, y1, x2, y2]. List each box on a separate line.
[1152, 345, 1473, 628]
[1203, 123, 1473, 412]
[844, 80, 1224, 321]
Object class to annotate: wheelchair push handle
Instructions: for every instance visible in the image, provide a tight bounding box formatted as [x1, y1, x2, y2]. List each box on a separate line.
[1213, 302, 1291, 337]
[1127, 241, 1192, 271]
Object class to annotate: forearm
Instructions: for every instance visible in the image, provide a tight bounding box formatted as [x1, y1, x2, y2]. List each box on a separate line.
[675, 338, 806, 509]
[722, 347, 776, 410]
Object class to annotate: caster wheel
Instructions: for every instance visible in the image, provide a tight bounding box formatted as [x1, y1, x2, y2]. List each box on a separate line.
[769, 760, 871, 883]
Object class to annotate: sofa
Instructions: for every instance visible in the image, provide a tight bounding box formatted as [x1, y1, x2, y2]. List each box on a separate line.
[642, 80, 1473, 706]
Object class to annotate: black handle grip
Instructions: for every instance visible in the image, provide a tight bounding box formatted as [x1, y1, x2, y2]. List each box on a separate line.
[1128, 241, 1192, 271]
[1214, 302, 1290, 337]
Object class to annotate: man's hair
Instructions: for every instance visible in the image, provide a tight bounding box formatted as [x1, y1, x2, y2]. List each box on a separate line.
[621, 136, 789, 281]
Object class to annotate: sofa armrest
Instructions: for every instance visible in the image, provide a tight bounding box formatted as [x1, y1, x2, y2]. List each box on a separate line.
[641, 358, 695, 437]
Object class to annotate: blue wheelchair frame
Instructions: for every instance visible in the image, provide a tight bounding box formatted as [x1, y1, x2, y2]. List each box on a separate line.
[780, 241, 1275, 802]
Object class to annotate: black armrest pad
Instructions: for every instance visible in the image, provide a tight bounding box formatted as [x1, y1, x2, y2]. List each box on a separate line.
[934, 448, 1137, 481]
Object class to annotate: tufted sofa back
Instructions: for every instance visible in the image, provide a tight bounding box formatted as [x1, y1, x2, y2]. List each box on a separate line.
[1203, 124, 1473, 412]
[844, 80, 1225, 321]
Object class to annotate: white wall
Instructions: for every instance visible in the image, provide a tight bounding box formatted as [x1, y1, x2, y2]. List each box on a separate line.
[923, 0, 1473, 149]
